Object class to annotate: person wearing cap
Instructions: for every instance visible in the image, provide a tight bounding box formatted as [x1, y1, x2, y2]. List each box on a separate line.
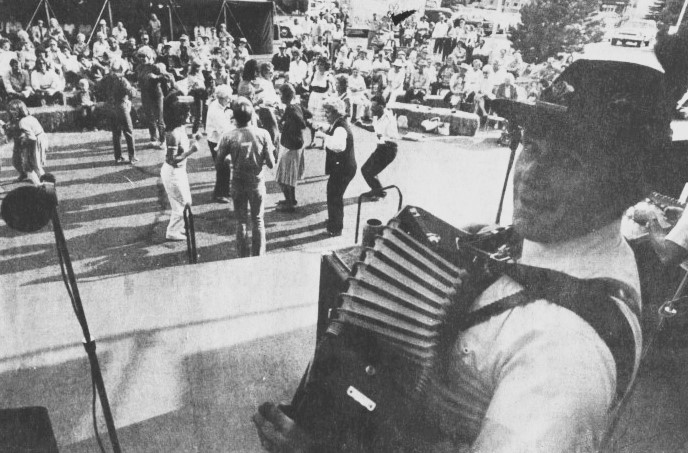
[238, 38, 251, 59]
[101, 60, 137, 164]
[312, 97, 356, 237]
[216, 99, 275, 256]
[272, 43, 291, 76]
[253, 42, 684, 452]
[404, 59, 429, 104]
[95, 19, 109, 41]
[161, 92, 202, 241]
[384, 58, 406, 103]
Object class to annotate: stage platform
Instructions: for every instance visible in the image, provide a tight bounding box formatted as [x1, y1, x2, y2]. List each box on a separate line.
[0, 251, 322, 452]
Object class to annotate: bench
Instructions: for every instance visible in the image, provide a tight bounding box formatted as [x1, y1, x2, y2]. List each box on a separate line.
[389, 101, 480, 136]
[0, 99, 145, 134]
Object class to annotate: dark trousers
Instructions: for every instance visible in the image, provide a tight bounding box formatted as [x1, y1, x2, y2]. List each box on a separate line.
[77, 105, 96, 130]
[192, 95, 204, 134]
[433, 37, 444, 54]
[111, 103, 136, 160]
[361, 141, 397, 195]
[404, 89, 425, 104]
[326, 167, 356, 234]
[209, 141, 231, 198]
[142, 96, 164, 142]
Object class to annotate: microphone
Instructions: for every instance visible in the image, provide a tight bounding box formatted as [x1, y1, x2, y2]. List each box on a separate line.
[1, 177, 57, 233]
[0, 174, 122, 453]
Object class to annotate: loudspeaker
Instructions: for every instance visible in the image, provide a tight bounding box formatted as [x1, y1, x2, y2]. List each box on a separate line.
[0, 407, 59, 452]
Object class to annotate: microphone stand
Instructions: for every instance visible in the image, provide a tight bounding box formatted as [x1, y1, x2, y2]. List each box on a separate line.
[50, 203, 122, 453]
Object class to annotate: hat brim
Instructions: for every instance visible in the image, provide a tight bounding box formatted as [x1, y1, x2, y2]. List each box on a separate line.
[492, 99, 569, 136]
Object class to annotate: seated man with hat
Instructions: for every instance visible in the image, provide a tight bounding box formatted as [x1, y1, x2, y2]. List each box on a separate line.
[253, 32, 688, 452]
[404, 59, 429, 104]
[272, 43, 291, 78]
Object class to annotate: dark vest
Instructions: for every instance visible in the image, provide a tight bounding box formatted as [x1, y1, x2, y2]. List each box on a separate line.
[325, 117, 356, 176]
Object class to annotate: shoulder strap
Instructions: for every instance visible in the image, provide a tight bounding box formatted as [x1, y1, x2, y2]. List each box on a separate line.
[460, 264, 639, 398]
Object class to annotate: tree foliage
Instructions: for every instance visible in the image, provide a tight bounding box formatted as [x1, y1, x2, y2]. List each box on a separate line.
[509, 0, 604, 64]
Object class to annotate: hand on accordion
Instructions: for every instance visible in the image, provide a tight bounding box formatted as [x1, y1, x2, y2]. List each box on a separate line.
[252, 402, 313, 453]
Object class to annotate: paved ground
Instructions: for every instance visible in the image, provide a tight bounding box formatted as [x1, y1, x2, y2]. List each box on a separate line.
[2, 120, 688, 452]
[0, 124, 511, 288]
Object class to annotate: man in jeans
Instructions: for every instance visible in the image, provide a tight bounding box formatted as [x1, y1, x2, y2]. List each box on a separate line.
[217, 99, 275, 257]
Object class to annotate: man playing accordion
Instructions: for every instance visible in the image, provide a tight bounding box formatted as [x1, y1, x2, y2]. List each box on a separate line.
[252, 36, 687, 452]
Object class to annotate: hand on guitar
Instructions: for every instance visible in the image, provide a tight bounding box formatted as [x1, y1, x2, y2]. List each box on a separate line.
[252, 402, 314, 453]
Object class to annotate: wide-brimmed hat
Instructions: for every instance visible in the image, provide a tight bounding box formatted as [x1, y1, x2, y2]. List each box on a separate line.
[492, 51, 672, 147]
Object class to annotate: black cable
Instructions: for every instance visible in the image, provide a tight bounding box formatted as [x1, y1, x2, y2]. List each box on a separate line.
[92, 375, 107, 453]
[54, 222, 107, 453]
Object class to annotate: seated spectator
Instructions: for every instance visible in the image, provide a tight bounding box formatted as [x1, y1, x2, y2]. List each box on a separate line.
[405, 60, 429, 104]
[473, 65, 495, 121]
[371, 52, 390, 93]
[31, 58, 64, 105]
[92, 32, 109, 63]
[238, 38, 251, 59]
[472, 38, 490, 65]
[506, 50, 525, 78]
[106, 37, 123, 63]
[138, 33, 155, 54]
[112, 21, 128, 44]
[349, 67, 370, 122]
[272, 43, 290, 76]
[494, 72, 518, 101]
[46, 38, 68, 75]
[450, 42, 467, 65]
[95, 19, 110, 40]
[71, 78, 96, 130]
[335, 74, 351, 117]
[431, 60, 456, 96]
[384, 59, 406, 103]
[30, 19, 47, 47]
[73, 33, 90, 58]
[334, 48, 351, 74]
[47, 18, 67, 47]
[5, 59, 33, 103]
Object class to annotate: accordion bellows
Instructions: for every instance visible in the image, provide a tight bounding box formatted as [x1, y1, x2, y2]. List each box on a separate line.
[332, 222, 466, 393]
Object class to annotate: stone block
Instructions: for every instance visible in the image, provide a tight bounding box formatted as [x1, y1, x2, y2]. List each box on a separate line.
[389, 101, 480, 136]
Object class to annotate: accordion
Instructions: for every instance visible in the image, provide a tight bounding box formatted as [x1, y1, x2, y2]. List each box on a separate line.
[288, 206, 515, 451]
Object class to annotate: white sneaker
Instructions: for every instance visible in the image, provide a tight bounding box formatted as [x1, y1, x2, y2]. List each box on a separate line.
[165, 232, 187, 241]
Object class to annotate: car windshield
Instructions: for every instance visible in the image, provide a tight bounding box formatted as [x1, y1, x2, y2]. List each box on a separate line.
[622, 20, 655, 29]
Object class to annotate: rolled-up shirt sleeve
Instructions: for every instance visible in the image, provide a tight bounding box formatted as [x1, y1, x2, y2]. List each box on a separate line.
[666, 209, 688, 251]
[323, 126, 347, 152]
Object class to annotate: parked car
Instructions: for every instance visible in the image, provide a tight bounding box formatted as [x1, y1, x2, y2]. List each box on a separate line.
[610, 19, 658, 47]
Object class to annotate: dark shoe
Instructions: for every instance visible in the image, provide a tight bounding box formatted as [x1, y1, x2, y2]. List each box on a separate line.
[276, 204, 296, 213]
[15, 174, 28, 182]
[277, 199, 290, 205]
[215, 197, 231, 204]
[327, 229, 342, 237]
